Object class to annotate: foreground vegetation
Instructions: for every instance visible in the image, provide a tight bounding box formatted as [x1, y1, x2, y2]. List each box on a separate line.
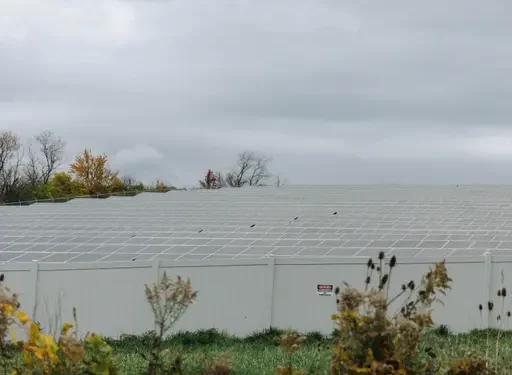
[103, 328, 512, 374]
[4, 326, 512, 374]
[0, 251, 510, 374]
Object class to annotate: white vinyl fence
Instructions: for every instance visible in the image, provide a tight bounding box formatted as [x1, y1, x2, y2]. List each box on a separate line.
[1, 255, 506, 338]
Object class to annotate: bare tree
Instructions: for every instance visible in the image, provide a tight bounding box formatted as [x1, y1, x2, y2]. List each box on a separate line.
[248, 154, 271, 186]
[224, 171, 237, 187]
[23, 145, 42, 186]
[215, 171, 227, 188]
[35, 131, 66, 184]
[0, 156, 24, 198]
[22, 131, 66, 187]
[275, 174, 282, 187]
[120, 175, 136, 186]
[0, 131, 19, 177]
[0, 132, 24, 199]
[120, 175, 140, 190]
[226, 151, 271, 188]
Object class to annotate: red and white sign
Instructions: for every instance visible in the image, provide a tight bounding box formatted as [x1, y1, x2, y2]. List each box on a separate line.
[316, 284, 334, 296]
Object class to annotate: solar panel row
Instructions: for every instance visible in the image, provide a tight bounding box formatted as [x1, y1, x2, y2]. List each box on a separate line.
[2, 185, 512, 263]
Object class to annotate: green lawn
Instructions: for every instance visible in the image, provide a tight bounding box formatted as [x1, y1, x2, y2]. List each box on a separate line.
[105, 328, 512, 374]
[113, 342, 329, 374]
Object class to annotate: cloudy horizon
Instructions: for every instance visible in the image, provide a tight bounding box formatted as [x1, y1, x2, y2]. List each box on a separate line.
[2, 0, 512, 187]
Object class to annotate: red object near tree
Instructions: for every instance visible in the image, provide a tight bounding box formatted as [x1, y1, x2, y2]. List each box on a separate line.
[200, 169, 218, 189]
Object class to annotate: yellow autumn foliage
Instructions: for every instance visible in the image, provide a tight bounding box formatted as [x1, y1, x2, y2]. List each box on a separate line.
[0, 274, 118, 375]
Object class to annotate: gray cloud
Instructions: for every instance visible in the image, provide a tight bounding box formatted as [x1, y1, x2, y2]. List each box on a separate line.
[2, 0, 512, 187]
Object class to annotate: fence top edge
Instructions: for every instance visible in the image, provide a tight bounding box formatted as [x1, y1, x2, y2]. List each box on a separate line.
[0, 255, 493, 272]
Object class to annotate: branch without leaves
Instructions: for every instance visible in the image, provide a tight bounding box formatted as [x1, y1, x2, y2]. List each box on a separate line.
[0, 132, 23, 199]
[226, 151, 271, 188]
[36, 131, 66, 184]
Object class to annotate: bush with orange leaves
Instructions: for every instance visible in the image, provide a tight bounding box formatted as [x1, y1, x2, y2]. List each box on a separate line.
[0, 273, 119, 375]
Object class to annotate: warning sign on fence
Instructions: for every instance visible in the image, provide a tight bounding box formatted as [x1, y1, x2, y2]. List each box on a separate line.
[316, 284, 334, 296]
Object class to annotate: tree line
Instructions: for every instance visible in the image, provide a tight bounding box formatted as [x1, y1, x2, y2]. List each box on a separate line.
[198, 151, 280, 190]
[0, 131, 281, 203]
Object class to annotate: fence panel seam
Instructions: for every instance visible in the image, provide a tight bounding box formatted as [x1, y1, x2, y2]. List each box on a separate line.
[152, 259, 161, 283]
[484, 252, 493, 329]
[266, 257, 276, 328]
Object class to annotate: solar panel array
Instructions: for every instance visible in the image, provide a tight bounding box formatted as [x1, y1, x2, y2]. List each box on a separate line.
[2, 185, 512, 263]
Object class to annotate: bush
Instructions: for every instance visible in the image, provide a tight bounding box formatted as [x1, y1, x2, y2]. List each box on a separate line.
[0, 275, 118, 374]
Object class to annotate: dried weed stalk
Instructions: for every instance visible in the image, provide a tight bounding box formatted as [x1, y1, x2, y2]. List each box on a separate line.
[275, 330, 306, 375]
[330, 252, 452, 375]
[144, 272, 198, 375]
[201, 351, 233, 375]
[466, 270, 512, 375]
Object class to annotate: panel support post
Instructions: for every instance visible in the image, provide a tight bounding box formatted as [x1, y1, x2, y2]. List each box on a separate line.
[152, 259, 161, 283]
[265, 256, 276, 329]
[29, 261, 40, 321]
[484, 251, 493, 329]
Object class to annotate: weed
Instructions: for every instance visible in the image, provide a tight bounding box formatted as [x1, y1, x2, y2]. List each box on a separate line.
[200, 352, 232, 375]
[432, 325, 453, 338]
[329, 252, 452, 374]
[275, 330, 306, 375]
[143, 271, 198, 375]
[245, 327, 283, 346]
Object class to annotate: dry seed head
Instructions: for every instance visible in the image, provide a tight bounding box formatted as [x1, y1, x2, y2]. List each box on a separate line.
[502, 287, 507, 297]
[498, 289, 502, 297]
[379, 274, 389, 290]
[389, 255, 397, 268]
[339, 286, 364, 311]
[488, 301, 494, 312]
[367, 258, 373, 268]
[381, 274, 389, 285]
[479, 304, 483, 311]
[378, 251, 385, 260]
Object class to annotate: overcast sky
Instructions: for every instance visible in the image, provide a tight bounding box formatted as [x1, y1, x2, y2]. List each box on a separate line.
[2, 0, 512, 187]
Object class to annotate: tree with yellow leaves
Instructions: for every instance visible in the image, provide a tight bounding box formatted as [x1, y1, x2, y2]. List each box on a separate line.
[155, 179, 170, 192]
[69, 149, 121, 195]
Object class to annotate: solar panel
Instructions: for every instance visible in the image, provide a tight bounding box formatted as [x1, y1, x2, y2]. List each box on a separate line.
[2, 185, 512, 263]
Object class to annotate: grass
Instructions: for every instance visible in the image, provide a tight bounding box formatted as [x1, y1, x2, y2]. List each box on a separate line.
[99, 328, 512, 374]
[106, 329, 330, 374]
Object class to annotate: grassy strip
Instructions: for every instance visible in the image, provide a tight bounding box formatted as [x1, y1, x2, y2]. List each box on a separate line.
[103, 327, 512, 374]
